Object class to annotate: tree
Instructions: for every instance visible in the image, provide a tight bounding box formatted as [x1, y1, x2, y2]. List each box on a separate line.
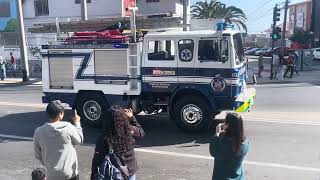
[191, 0, 247, 32]
[290, 28, 314, 45]
[3, 19, 18, 32]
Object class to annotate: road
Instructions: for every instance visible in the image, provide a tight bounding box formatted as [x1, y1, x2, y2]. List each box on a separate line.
[0, 81, 320, 180]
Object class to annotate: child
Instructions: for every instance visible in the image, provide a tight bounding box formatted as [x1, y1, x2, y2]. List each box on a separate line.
[31, 168, 46, 180]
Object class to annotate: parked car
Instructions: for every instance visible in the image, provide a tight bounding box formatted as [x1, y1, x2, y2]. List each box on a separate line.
[270, 47, 291, 56]
[245, 48, 260, 55]
[255, 48, 270, 56]
[313, 48, 320, 60]
[262, 48, 274, 57]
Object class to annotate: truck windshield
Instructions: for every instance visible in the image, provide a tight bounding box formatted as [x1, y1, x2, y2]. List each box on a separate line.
[233, 33, 245, 64]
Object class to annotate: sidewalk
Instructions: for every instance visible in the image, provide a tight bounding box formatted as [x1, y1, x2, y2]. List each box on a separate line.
[0, 78, 42, 87]
[247, 56, 320, 85]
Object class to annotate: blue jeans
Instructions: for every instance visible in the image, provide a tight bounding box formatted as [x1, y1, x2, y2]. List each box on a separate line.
[0, 67, 6, 80]
[129, 174, 136, 180]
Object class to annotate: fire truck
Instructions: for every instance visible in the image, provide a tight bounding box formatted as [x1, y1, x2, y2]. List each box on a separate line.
[41, 23, 256, 132]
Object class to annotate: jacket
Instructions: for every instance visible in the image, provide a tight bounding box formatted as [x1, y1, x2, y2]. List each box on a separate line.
[33, 121, 84, 180]
[91, 116, 145, 179]
[210, 136, 249, 180]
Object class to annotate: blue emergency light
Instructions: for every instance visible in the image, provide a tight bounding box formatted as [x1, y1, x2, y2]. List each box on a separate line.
[216, 22, 234, 31]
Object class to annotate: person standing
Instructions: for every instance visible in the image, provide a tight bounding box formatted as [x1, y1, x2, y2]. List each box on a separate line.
[209, 113, 249, 180]
[284, 51, 295, 78]
[91, 106, 145, 180]
[0, 55, 6, 81]
[33, 100, 83, 180]
[271, 52, 280, 79]
[258, 54, 264, 78]
[10, 52, 17, 77]
[278, 54, 285, 80]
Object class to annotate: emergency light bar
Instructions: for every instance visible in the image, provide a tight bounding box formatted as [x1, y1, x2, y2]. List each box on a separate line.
[216, 22, 234, 31]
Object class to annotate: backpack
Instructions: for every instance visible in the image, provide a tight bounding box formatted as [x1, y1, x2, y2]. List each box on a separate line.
[95, 140, 129, 180]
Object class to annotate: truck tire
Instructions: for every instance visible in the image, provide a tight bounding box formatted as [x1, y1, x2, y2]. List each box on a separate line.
[171, 96, 213, 132]
[75, 92, 108, 127]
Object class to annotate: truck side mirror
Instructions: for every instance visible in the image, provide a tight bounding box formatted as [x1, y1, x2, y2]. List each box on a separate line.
[220, 39, 229, 63]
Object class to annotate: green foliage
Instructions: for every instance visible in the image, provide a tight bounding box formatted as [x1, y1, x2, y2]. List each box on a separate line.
[289, 29, 314, 45]
[191, 0, 247, 32]
[3, 19, 18, 32]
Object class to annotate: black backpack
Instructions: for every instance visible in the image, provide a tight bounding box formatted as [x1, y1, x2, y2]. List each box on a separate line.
[95, 140, 129, 180]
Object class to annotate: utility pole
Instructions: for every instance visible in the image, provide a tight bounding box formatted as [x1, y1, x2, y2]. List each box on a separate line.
[282, 0, 289, 56]
[16, 0, 29, 82]
[81, 0, 88, 21]
[270, 5, 278, 79]
[183, 0, 188, 31]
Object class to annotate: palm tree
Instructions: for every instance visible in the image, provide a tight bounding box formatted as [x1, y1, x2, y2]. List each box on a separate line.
[191, 0, 247, 32]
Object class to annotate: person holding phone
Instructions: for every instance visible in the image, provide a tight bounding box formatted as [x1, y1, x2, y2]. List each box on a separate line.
[33, 100, 83, 180]
[91, 105, 145, 180]
[209, 113, 249, 180]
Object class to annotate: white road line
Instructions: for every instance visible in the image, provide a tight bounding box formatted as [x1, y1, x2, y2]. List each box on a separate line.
[0, 133, 320, 173]
[244, 118, 320, 126]
[255, 83, 310, 87]
[0, 102, 46, 108]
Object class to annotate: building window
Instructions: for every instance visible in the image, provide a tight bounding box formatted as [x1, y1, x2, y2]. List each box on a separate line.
[146, 0, 160, 3]
[34, 0, 49, 16]
[148, 40, 175, 61]
[0, 2, 11, 17]
[75, 0, 91, 4]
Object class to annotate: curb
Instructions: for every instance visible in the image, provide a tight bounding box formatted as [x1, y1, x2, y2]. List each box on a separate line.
[0, 79, 42, 88]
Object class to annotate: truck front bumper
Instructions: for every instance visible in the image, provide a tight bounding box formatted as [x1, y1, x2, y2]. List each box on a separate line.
[234, 87, 256, 112]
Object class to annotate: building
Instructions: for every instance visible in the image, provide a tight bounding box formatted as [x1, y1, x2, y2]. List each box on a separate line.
[288, 0, 312, 36]
[21, 0, 190, 45]
[311, 0, 320, 46]
[0, 0, 17, 31]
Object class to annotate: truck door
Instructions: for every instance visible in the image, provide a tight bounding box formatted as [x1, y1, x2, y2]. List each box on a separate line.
[177, 39, 195, 84]
[194, 38, 232, 96]
[142, 39, 178, 92]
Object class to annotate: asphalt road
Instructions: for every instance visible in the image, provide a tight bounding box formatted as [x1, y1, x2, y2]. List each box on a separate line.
[0, 81, 320, 180]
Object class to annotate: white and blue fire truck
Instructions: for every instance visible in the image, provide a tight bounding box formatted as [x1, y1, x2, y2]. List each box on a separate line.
[41, 24, 256, 132]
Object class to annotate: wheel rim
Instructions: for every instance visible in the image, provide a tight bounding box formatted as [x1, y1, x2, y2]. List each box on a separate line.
[83, 100, 102, 122]
[181, 104, 203, 125]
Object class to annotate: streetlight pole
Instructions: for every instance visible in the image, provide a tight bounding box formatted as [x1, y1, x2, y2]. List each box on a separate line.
[81, 0, 88, 21]
[183, 0, 188, 31]
[281, 0, 289, 56]
[16, 0, 29, 82]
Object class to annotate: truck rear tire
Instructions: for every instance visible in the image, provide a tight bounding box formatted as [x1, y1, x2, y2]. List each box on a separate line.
[75, 92, 108, 127]
[171, 96, 213, 132]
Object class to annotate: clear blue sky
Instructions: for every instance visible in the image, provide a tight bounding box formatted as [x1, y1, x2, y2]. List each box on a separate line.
[191, 0, 305, 34]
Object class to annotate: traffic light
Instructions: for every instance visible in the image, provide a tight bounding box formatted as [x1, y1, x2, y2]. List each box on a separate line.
[273, 6, 281, 22]
[271, 27, 282, 40]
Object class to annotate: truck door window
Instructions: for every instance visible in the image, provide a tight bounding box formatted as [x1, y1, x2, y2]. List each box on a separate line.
[198, 39, 220, 62]
[178, 39, 194, 62]
[148, 40, 175, 61]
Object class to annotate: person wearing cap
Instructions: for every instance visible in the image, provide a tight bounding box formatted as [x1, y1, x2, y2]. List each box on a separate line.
[33, 100, 83, 180]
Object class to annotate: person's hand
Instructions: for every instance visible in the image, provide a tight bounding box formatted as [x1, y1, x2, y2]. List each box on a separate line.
[72, 114, 81, 124]
[124, 108, 134, 118]
[215, 123, 224, 135]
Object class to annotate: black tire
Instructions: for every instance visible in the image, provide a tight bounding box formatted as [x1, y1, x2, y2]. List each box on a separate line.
[171, 95, 214, 132]
[75, 92, 108, 127]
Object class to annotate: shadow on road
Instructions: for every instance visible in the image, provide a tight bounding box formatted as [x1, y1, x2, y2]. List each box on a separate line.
[0, 110, 219, 147]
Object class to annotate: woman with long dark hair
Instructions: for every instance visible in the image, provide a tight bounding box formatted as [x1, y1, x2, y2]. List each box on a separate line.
[209, 113, 249, 180]
[91, 105, 145, 180]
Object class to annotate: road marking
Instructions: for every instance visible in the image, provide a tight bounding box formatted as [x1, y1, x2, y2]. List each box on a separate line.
[0, 133, 320, 173]
[255, 83, 311, 87]
[0, 102, 46, 108]
[244, 117, 320, 126]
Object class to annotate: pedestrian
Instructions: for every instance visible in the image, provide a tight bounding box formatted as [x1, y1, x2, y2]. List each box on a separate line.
[271, 51, 280, 79]
[31, 168, 46, 180]
[258, 54, 264, 78]
[284, 51, 295, 78]
[33, 100, 83, 180]
[209, 113, 249, 180]
[91, 105, 145, 180]
[10, 52, 17, 77]
[278, 54, 285, 80]
[293, 51, 300, 75]
[0, 55, 6, 81]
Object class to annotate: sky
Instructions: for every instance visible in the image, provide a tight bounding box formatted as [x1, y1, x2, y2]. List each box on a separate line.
[191, 0, 306, 34]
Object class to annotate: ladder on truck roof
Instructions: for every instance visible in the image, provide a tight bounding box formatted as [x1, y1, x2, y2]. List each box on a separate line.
[28, 16, 182, 34]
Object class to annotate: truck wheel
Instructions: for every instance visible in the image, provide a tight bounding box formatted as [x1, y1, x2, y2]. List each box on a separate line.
[76, 93, 108, 127]
[172, 96, 213, 132]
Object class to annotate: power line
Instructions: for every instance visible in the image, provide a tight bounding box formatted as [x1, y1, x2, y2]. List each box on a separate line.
[247, 7, 274, 22]
[246, 0, 278, 19]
